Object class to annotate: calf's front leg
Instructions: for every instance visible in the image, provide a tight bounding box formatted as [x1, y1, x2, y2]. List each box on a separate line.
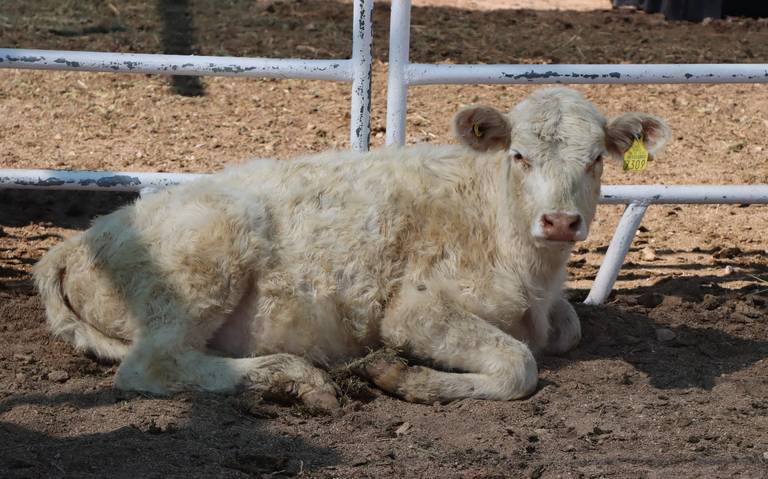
[358, 287, 539, 403]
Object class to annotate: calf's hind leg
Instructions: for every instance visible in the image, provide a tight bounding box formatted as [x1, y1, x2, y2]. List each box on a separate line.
[107, 194, 337, 408]
[358, 290, 539, 403]
[115, 323, 339, 409]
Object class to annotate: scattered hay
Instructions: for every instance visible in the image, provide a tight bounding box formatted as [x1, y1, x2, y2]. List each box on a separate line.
[330, 348, 408, 404]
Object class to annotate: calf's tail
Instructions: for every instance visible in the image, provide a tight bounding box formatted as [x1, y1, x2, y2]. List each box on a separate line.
[33, 238, 131, 362]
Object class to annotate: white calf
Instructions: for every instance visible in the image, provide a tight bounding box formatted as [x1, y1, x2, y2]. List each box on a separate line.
[34, 87, 670, 407]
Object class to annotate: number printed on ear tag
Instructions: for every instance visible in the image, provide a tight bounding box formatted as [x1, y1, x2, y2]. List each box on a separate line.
[623, 137, 649, 171]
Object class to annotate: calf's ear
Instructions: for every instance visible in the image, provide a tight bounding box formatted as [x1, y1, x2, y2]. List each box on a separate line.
[604, 113, 671, 161]
[453, 106, 512, 152]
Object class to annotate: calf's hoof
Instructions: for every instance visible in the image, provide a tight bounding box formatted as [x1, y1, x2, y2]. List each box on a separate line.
[265, 379, 340, 410]
[300, 388, 340, 410]
[348, 348, 408, 393]
[362, 358, 407, 392]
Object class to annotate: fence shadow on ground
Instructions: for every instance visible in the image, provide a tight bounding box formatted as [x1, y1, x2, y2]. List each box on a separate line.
[0, 389, 339, 477]
[575, 303, 767, 390]
[1, 210, 340, 477]
[560, 273, 768, 391]
[0, 190, 136, 231]
[0, 175, 342, 477]
[156, 0, 205, 96]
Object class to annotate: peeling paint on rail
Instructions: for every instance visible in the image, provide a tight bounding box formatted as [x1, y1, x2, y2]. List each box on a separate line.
[404, 63, 768, 85]
[0, 49, 354, 82]
[0, 170, 204, 192]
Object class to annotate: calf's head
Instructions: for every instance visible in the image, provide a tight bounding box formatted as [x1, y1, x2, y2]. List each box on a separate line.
[455, 87, 671, 245]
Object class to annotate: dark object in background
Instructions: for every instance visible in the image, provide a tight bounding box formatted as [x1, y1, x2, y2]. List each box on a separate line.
[722, 1, 768, 18]
[661, 0, 722, 21]
[643, 0, 663, 13]
[612, 0, 768, 21]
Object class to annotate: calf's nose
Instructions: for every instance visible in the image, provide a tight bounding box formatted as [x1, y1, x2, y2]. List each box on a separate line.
[541, 213, 582, 242]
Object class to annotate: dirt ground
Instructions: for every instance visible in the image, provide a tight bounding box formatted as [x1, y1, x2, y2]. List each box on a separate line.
[1, 0, 768, 477]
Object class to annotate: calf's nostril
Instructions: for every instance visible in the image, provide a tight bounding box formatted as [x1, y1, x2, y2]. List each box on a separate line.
[540, 213, 581, 239]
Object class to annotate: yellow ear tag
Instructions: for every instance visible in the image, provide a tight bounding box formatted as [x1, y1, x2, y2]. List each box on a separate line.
[623, 137, 649, 171]
[472, 122, 483, 138]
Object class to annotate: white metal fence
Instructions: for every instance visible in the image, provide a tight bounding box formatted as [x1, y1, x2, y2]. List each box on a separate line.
[384, 0, 768, 305]
[0, 0, 373, 190]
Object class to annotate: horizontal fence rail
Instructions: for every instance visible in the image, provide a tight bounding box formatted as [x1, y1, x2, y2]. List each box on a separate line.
[385, 0, 768, 304]
[0, 49, 353, 81]
[0, 169, 204, 192]
[599, 185, 768, 204]
[405, 63, 768, 85]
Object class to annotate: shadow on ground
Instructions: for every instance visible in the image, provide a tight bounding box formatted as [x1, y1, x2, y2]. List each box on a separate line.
[0, 190, 137, 230]
[561, 273, 768, 391]
[156, 0, 205, 96]
[0, 389, 339, 478]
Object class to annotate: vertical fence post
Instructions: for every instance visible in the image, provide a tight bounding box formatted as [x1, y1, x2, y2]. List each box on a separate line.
[386, 0, 411, 146]
[350, 0, 374, 152]
[584, 201, 650, 305]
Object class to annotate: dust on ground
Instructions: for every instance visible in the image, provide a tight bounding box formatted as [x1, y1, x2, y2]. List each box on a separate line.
[1, 1, 767, 477]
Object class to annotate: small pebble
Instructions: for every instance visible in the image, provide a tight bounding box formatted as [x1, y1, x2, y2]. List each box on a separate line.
[395, 422, 412, 436]
[702, 294, 722, 310]
[713, 247, 741, 259]
[661, 295, 683, 307]
[641, 246, 658, 261]
[48, 370, 70, 383]
[655, 328, 676, 342]
[637, 292, 663, 308]
[13, 353, 34, 364]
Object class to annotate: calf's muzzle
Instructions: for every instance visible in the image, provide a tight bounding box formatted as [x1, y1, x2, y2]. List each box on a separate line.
[540, 212, 582, 242]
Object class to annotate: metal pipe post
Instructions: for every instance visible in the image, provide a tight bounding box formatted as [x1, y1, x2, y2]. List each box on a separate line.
[584, 201, 650, 305]
[385, 0, 412, 146]
[350, 0, 374, 152]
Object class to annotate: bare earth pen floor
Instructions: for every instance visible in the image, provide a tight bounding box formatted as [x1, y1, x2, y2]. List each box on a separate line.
[1, 1, 767, 477]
